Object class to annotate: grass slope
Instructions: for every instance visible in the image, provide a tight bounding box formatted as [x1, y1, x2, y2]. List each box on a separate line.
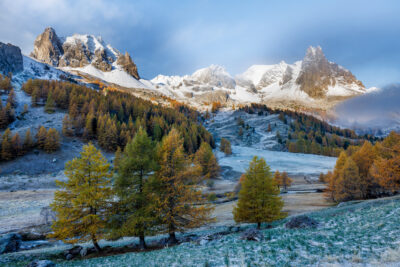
[3, 196, 400, 266]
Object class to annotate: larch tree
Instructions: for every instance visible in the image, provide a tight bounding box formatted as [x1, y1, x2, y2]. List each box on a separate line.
[36, 126, 47, 149]
[44, 128, 61, 153]
[276, 171, 293, 191]
[50, 143, 113, 252]
[333, 157, 362, 202]
[194, 142, 220, 180]
[371, 132, 400, 192]
[111, 128, 158, 249]
[326, 151, 348, 201]
[44, 91, 56, 113]
[23, 129, 34, 152]
[233, 156, 286, 229]
[1, 128, 13, 160]
[352, 141, 378, 198]
[155, 128, 214, 244]
[220, 138, 232, 155]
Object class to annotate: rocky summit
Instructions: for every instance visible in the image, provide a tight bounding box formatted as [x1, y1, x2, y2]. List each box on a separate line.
[0, 42, 23, 74]
[31, 27, 140, 79]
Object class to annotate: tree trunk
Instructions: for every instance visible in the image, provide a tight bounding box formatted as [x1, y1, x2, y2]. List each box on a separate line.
[168, 232, 178, 244]
[139, 234, 146, 249]
[92, 236, 102, 253]
[257, 222, 261, 229]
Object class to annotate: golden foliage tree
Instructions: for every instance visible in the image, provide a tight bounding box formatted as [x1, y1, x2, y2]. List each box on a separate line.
[36, 126, 47, 149]
[1, 128, 13, 160]
[194, 142, 220, 179]
[274, 171, 293, 191]
[50, 143, 113, 252]
[220, 138, 232, 155]
[155, 128, 214, 243]
[44, 128, 61, 153]
[371, 132, 400, 192]
[233, 156, 286, 229]
[333, 157, 362, 202]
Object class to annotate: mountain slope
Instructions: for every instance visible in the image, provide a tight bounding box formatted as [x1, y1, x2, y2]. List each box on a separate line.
[150, 46, 367, 111]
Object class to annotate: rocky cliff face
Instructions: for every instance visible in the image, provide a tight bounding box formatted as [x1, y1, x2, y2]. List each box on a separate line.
[31, 27, 63, 66]
[296, 46, 364, 98]
[0, 42, 23, 74]
[116, 52, 139, 80]
[31, 27, 140, 79]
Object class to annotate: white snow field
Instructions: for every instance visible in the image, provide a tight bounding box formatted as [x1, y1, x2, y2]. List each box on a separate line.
[217, 145, 337, 177]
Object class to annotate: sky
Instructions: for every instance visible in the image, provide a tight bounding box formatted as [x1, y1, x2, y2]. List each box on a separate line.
[0, 0, 399, 87]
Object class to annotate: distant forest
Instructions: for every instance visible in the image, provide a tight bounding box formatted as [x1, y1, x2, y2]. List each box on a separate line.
[239, 103, 380, 157]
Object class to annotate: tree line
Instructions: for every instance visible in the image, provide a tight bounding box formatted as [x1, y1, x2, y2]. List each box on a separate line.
[0, 126, 60, 161]
[22, 79, 214, 154]
[323, 131, 400, 202]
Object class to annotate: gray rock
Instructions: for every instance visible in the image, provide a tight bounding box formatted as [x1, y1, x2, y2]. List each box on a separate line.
[26, 259, 55, 267]
[80, 247, 88, 257]
[0, 42, 23, 74]
[240, 228, 264, 241]
[65, 253, 73, 260]
[285, 215, 319, 229]
[30, 27, 63, 66]
[0, 233, 22, 254]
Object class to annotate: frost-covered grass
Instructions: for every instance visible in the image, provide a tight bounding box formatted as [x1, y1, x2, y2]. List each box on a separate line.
[4, 196, 400, 266]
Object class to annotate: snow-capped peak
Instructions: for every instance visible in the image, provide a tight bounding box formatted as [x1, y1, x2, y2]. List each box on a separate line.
[191, 64, 236, 89]
[63, 34, 120, 60]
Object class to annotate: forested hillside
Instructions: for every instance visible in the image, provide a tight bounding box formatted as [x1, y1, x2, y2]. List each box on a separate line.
[21, 79, 214, 154]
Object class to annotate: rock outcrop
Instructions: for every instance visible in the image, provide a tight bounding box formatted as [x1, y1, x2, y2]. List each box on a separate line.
[0, 233, 22, 254]
[296, 46, 364, 98]
[117, 52, 140, 80]
[0, 42, 23, 74]
[31, 27, 140, 79]
[31, 27, 64, 66]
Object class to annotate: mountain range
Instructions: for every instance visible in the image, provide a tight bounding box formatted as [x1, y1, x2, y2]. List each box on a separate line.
[2, 27, 371, 112]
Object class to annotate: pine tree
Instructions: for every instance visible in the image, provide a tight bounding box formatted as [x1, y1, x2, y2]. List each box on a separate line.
[31, 88, 39, 107]
[155, 128, 214, 244]
[111, 128, 158, 249]
[1, 128, 13, 160]
[50, 143, 113, 252]
[273, 171, 281, 189]
[62, 115, 74, 137]
[44, 128, 61, 153]
[194, 142, 220, 179]
[233, 156, 286, 229]
[36, 126, 47, 149]
[44, 91, 56, 113]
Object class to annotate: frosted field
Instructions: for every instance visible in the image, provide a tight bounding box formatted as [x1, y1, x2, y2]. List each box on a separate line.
[4, 195, 400, 266]
[217, 145, 337, 177]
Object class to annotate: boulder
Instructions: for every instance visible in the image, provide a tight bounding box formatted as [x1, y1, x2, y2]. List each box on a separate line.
[0, 42, 23, 74]
[0, 233, 22, 254]
[240, 228, 264, 242]
[80, 247, 88, 257]
[26, 260, 55, 267]
[285, 215, 319, 229]
[64, 245, 83, 257]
